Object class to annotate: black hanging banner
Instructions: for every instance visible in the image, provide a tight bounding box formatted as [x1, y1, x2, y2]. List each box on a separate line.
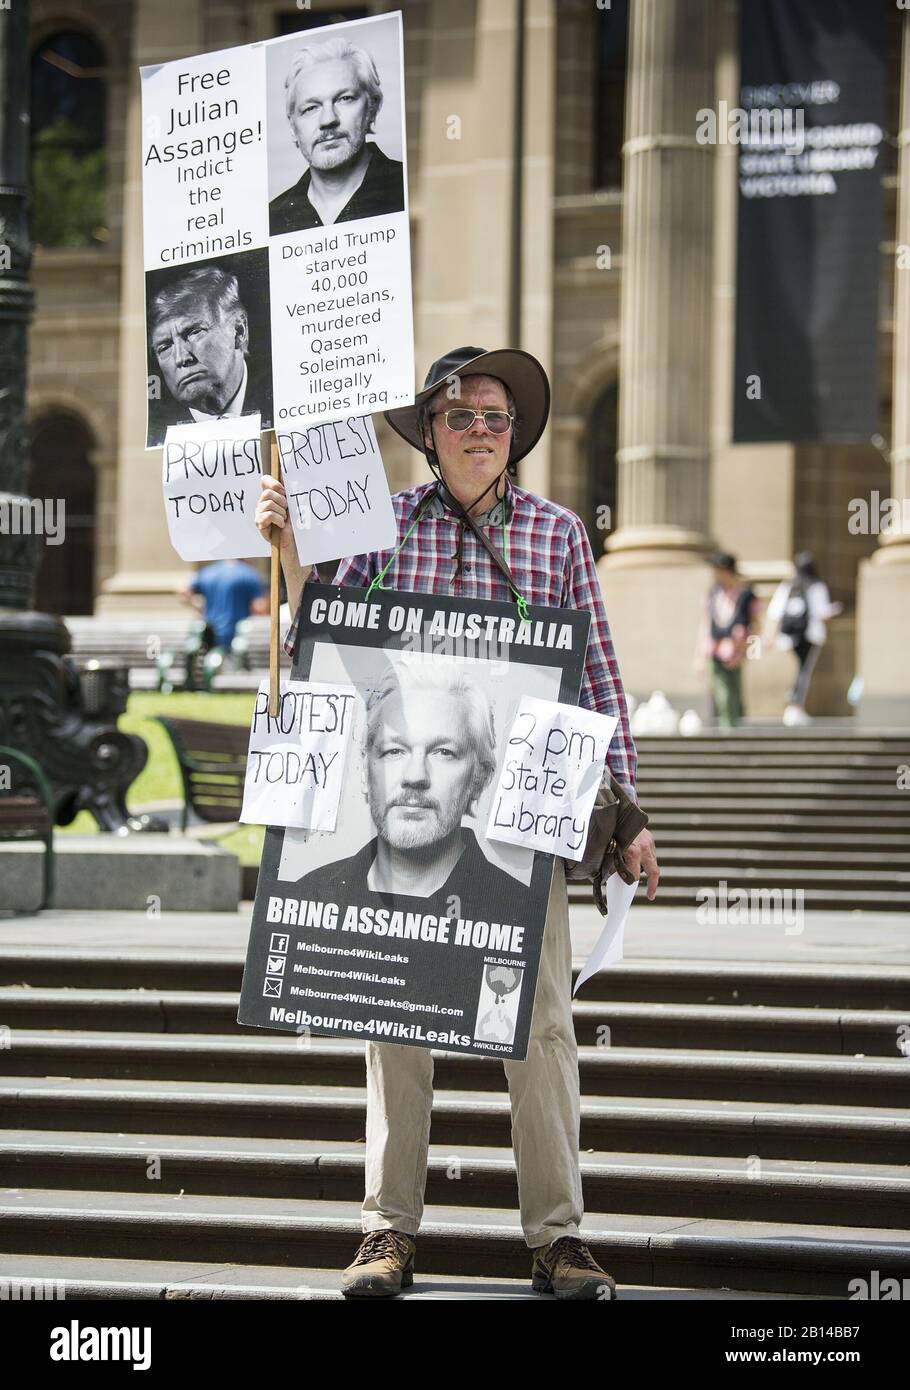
[733, 0, 886, 443]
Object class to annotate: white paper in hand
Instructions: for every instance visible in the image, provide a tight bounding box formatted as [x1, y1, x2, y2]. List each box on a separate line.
[240, 678, 357, 831]
[486, 696, 618, 860]
[572, 872, 638, 996]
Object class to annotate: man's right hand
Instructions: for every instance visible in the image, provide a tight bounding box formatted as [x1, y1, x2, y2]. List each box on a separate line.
[256, 475, 295, 549]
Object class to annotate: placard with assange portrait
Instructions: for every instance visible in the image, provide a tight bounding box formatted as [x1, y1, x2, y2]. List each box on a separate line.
[238, 585, 590, 1061]
[141, 11, 414, 450]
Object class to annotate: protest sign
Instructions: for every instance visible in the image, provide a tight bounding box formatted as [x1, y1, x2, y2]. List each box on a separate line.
[240, 677, 357, 831]
[162, 414, 269, 561]
[486, 697, 618, 861]
[140, 11, 414, 450]
[237, 585, 590, 1060]
[276, 414, 396, 566]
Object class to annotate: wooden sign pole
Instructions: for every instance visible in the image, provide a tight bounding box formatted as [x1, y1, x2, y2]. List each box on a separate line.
[268, 430, 281, 716]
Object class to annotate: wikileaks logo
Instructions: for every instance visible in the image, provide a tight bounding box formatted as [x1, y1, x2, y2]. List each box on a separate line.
[50, 1320, 151, 1371]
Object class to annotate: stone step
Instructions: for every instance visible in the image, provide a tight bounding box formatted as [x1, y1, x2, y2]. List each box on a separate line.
[635, 733, 910, 748]
[2, 950, 907, 1008]
[0, 1252, 821, 1300]
[1, 990, 908, 1054]
[638, 789, 905, 808]
[1, 1130, 907, 1229]
[1, 837, 240, 913]
[0, 946, 244, 992]
[646, 832, 907, 854]
[594, 865, 910, 886]
[3, 1034, 910, 1105]
[640, 766, 906, 784]
[647, 814, 906, 832]
[0, 1188, 906, 1295]
[638, 753, 905, 767]
[639, 847, 910, 868]
[572, 884, 910, 910]
[653, 830, 910, 849]
[573, 962, 910, 1009]
[569, 1002, 909, 1053]
[3, 1077, 909, 1162]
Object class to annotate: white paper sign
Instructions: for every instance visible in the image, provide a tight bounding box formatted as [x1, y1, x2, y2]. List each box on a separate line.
[240, 678, 357, 830]
[572, 872, 638, 996]
[486, 697, 619, 861]
[140, 42, 270, 270]
[277, 414, 396, 565]
[162, 415, 269, 561]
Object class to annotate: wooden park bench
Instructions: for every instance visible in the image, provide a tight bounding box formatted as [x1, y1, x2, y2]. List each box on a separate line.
[155, 716, 248, 832]
[0, 746, 56, 910]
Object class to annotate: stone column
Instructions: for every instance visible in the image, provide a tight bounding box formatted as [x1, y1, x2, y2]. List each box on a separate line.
[856, 12, 910, 724]
[96, 0, 204, 616]
[597, 0, 717, 710]
[518, 0, 555, 498]
[409, 0, 522, 487]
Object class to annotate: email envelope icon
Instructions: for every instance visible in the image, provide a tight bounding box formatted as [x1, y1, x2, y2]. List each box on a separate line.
[262, 978, 283, 997]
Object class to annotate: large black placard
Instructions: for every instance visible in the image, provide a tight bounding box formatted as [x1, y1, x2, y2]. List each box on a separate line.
[238, 585, 590, 1061]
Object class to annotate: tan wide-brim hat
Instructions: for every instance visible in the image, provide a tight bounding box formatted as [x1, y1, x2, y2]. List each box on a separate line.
[383, 346, 551, 465]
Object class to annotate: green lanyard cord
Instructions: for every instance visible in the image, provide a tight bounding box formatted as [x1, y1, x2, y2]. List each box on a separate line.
[365, 481, 532, 624]
[501, 511, 531, 624]
[364, 500, 430, 599]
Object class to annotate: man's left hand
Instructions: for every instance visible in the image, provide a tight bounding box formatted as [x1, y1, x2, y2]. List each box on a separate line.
[622, 828, 660, 900]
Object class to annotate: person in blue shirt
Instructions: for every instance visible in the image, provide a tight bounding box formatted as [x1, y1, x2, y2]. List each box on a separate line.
[178, 559, 268, 650]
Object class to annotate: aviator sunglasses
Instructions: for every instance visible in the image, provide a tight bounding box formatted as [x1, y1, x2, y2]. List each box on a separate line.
[431, 408, 515, 434]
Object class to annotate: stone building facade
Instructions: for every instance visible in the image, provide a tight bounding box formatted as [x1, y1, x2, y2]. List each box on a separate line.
[25, 0, 910, 719]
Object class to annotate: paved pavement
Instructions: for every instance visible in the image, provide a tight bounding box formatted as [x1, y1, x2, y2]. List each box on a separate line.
[1, 903, 907, 968]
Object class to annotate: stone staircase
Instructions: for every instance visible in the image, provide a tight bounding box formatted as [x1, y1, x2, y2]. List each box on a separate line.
[1, 945, 908, 1298]
[575, 728, 910, 912]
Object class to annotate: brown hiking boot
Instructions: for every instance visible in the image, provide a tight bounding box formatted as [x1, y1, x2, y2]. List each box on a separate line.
[531, 1236, 617, 1300]
[341, 1229, 416, 1298]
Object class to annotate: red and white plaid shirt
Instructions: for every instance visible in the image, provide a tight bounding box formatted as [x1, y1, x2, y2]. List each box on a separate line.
[284, 476, 638, 796]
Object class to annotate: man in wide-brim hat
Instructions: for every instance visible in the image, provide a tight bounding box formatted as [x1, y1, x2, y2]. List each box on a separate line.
[257, 345, 659, 1300]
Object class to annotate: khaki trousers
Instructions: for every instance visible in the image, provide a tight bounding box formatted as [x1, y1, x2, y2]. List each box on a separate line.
[361, 860, 583, 1248]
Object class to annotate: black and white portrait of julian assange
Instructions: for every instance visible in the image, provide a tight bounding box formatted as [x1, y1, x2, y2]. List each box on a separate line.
[295, 661, 530, 918]
[268, 32, 406, 236]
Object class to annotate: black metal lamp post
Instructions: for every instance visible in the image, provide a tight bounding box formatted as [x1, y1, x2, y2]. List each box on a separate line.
[0, 0, 151, 832]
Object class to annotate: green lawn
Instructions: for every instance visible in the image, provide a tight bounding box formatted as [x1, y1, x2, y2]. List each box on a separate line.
[58, 690, 265, 866]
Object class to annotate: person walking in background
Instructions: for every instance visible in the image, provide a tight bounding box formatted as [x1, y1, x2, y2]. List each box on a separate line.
[698, 552, 761, 729]
[767, 551, 842, 726]
[177, 557, 268, 651]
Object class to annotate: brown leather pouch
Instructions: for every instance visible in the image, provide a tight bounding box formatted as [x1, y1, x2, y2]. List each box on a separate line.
[564, 773, 649, 915]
